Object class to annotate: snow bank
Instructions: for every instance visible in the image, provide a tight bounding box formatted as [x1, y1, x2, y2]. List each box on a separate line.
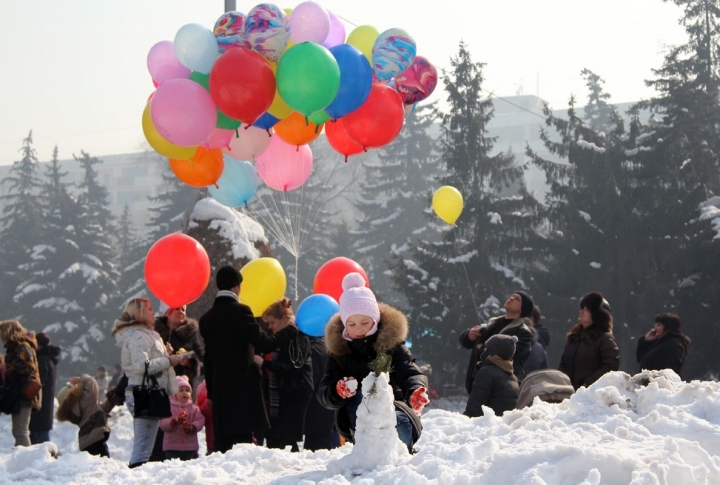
[0, 370, 719, 484]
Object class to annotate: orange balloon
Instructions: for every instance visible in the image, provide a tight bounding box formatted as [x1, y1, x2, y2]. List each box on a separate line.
[169, 147, 224, 187]
[273, 111, 323, 147]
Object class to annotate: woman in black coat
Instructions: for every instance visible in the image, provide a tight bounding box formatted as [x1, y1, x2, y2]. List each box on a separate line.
[29, 332, 61, 444]
[637, 313, 690, 379]
[559, 292, 619, 390]
[155, 305, 205, 382]
[303, 336, 339, 451]
[254, 298, 313, 452]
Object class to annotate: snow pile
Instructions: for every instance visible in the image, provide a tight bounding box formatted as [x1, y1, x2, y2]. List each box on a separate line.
[1, 370, 719, 484]
[188, 197, 267, 260]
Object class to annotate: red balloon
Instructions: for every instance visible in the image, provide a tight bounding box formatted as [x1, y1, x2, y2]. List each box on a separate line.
[210, 48, 276, 125]
[326, 118, 364, 162]
[145, 233, 211, 307]
[343, 83, 404, 149]
[313, 257, 369, 303]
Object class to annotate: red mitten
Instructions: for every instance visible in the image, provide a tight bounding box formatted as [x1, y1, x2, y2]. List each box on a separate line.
[177, 410, 187, 424]
[410, 387, 430, 416]
[170, 416, 179, 427]
[183, 423, 195, 434]
[335, 377, 358, 399]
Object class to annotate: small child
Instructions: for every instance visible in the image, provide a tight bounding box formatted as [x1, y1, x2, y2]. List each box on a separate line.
[464, 334, 520, 418]
[56, 374, 111, 457]
[159, 375, 205, 460]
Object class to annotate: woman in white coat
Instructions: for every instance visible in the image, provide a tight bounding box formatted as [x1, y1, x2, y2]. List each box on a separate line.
[112, 298, 182, 468]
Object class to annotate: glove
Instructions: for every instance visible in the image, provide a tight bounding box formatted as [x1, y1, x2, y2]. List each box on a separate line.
[170, 416, 179, 427]
[336, 377, 357, 399]
[410, 387, 430, 416]
[183, 423, 196, 434]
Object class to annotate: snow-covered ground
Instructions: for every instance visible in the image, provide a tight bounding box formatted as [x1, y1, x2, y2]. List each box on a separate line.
[1, 370, 719, 484]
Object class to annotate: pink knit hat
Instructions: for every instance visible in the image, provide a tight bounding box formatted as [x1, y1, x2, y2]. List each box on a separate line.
[339, 273, 380, 340]
[176, 375, 191, 391]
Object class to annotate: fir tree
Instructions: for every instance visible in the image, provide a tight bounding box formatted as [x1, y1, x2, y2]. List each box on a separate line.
[145, 157, 199, 245]
[115, 204, 147, 303]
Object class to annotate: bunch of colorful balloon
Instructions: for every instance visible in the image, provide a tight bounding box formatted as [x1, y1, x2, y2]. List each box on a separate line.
[142, 1, 438, 205]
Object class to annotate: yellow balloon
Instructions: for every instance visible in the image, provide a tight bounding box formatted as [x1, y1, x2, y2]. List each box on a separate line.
[347, 25, 379, 64]
[432, 186, 464, 225]
[239, 257, 287, 316]
[142, 102, 196, 160]
[267, 62, 293, 119]
[283, 8, 293, 16]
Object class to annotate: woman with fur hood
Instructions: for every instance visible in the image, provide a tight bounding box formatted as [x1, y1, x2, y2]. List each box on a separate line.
[112, 298, 182, 468]
[317, 273, 430, 452]
[154, 304, 204, 382]
[0, 320, 41, 447]
[558, 292, 619, 389]
[56, 374, 111, 457]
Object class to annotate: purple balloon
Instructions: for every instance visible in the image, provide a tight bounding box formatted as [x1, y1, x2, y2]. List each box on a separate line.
[289, 1, 330, 44]
[150, 79, 217, 147]
[147, 41, 191, 83]
[322, 11, 346, 48]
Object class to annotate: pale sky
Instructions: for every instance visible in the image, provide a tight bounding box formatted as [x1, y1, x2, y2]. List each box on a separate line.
[0, 0, 686, 166]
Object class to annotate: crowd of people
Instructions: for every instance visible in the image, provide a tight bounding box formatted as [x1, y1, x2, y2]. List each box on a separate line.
[0, 272, 691, 467]
[460, 290, 691, 418]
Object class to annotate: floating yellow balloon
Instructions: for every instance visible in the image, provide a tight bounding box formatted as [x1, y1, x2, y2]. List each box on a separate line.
[239, 257, 287, 316]
[432, 186, 464, 225]
[347, 25, 379, 64]
[267, 62, 293, 119]
[142, 102, 196, 160]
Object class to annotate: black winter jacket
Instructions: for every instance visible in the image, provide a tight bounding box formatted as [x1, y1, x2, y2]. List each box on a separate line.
[464, 357, 519, 417]
[636, 332, 690, 379]
[30, 344, 61, 432]
[154, 317, 205, 380]
[559, 329, 619, 390]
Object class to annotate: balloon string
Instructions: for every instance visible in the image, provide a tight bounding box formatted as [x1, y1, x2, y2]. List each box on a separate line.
[452, 225, 482, 325]
[294, 253, 300, 303]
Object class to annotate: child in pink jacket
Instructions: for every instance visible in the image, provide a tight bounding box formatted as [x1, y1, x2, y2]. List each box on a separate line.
[159, 375, 205, 460]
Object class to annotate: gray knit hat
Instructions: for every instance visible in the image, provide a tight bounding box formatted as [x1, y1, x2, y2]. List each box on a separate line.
[485, 334, 518, 360]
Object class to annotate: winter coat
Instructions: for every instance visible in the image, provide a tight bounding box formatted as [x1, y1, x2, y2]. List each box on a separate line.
[30, 344, 61, 431]
[304, 337, 336, 436]
[459, 316, 534, 392]
[523, 340, 549, 377]
[111, 321, 178, 397]
[158, 395, 205, 452]
[464, 356, 519, 418]
[198, 295, 298, 435]
[318, 303, 428, 444]
[534, 323, 551, 349]
[56, 374, 110, 451]
[4, 336, 42, 410]
[559, 327, 619, 390]
[154, 317, 205, 380]
[636, 332, 690, 379]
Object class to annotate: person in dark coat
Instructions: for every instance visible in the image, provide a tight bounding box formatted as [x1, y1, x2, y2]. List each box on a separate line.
[303, 336, 339, 451]
[559, 292, 619, 390]
[254, 297, 313, 452]
[199, 265, 298, 453]
[155, 304, 205, 383]
[317, 273, 429, 452]
[530, 305, 550, 350]
[459, 291, 535, 392]
[29, 332, 61, 444]
[524, 306, 549, 377]
[108, 363, 122, 389]
[637, 313, 690, 379]
[464, 335, 520, 417]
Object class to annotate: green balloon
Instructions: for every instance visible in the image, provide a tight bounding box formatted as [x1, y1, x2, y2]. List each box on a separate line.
[309, 110, 331, 125]
[276, 43, 340, 116]
[189, 71, 242, 130]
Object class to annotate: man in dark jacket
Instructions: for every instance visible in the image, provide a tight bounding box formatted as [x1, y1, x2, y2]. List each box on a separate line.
[199, 265, 298, 453]
[303, 336, 339, 451]
[29, 332, 61, 444]
[464, 334, 520, 417]
[459, 291, 535, 392]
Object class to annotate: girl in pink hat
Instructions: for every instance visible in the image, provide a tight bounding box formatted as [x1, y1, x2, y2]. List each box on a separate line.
[159, 375, 205, 461]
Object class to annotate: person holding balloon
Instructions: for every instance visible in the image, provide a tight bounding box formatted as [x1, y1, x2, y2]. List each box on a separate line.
[199, 265, 298, 453]
[317, 273, 430, 453]
[252, 297, 313, 452]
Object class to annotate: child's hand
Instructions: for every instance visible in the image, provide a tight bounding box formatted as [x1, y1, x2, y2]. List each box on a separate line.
[178, 410, 187, 422]
[183, 423, 195, 434]
[336, 377, 357, 398]
[170, 416, 179, 427]
[410, 387, 430, 416]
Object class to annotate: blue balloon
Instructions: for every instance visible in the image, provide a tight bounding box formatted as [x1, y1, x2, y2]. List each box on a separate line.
[296, 294, 339, 337]
[325, 44, 373, 119]
[253, 112, 280, 130]
[208, 157, 259, 207]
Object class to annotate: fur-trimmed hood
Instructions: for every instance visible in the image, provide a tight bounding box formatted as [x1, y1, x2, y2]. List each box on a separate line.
[154, 316, 200, 343]
[325, 303, 408, 356]
[56, 381, 85, 424]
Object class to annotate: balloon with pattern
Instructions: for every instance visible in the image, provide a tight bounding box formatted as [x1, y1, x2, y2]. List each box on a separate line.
[245, 3, 290, 62]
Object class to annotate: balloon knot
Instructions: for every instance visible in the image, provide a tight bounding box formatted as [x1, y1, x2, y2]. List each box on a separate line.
[363, 147, 368, 153]
[244, 124, 251, 130]
[214, 183, 219, 189]
[267, 129, 272, 137]
[305, 115, 309, 126]
[314, 124, 320, 134]
[344, 155, 348, 163]
[296, 145, 299, 152]
[235, 128, 240, 138]
[283, 184, 288, 192]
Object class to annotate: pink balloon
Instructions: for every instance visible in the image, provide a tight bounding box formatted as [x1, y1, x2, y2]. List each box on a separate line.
[207, 128, 235, 149]
[255, 136, 313, 191]
[150, 79, 217, 147]
[289, 1, 330, 44]
[322, 11, 346, 48]
[222, 126, 272, 161]
[147, 41, 191, 83]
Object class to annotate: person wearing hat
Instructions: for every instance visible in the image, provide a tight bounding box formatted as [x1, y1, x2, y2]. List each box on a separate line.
[158, 375, 205, 461]
[199, 265, 298, 453]
[154, 303, 205, 383]
[29, 332, 61, 444]
[317, 272, 429, 453]
[459, 291, 535, 392]
[464, 334, 520, 417]
[558, 291, 619, 389]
